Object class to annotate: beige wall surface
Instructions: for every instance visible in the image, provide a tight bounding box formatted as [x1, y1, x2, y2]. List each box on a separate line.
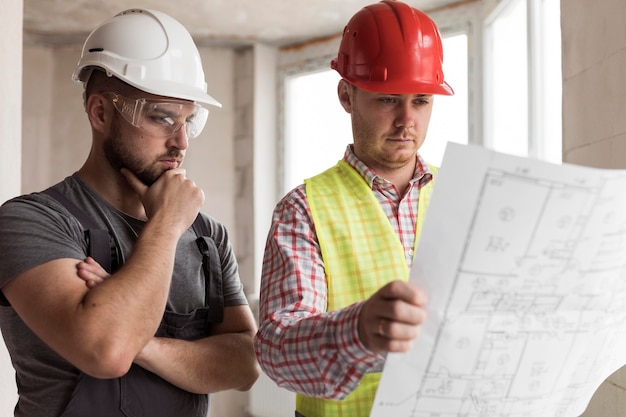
[22, 45, 88, 194]
[0, 0, 23, 203]
[561, 0, 626, 414]
[561, 0, 626, 169]
[0, 1, 23, 416]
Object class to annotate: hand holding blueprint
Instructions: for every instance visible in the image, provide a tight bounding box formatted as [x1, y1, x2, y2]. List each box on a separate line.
[371, 143, 626, 417]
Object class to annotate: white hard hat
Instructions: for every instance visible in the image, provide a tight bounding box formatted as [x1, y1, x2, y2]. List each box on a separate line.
[72, 9, 221, 108]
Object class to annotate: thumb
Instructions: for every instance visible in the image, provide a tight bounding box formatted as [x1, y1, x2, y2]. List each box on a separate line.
[120, 168, 148, 197]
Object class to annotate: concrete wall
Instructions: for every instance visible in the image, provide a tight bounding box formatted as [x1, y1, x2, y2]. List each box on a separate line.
[562, 0, 626, 414]
[561, 0, 626, 169]
[0, 0, 22, 415]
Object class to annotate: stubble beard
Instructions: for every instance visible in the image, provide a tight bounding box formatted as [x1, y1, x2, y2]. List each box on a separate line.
[354, 103, 423, 171]
[104, 115, 162, 186]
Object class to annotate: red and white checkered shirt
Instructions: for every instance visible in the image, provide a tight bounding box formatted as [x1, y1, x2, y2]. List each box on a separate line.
[254, 145, 433, 399]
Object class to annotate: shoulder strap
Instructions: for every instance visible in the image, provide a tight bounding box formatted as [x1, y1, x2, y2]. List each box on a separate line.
[192, 215, 224, 323]
[191, 214, 209, 237]
[43, 188, 114, 273]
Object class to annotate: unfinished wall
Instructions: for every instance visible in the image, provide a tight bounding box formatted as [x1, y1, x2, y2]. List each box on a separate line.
[561, 0, 626, 414]
[0, 1, 23, 416]
[561, 0, 626, 168]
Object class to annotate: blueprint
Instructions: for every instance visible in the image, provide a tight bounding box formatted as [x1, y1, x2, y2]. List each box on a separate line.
[371, 143, 626, 417]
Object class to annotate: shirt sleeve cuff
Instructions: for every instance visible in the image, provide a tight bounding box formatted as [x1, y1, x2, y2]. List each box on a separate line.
[336, 301, 386, 371]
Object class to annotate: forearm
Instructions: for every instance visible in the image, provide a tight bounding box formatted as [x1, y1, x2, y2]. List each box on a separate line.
[4, 251, 178, 379]
[257, 217, 382, 398]
[77, 222, 181, 366]
[255, 303, 383, 399]
[135, 332, 260, 394]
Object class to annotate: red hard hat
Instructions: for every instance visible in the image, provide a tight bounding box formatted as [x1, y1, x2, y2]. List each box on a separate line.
[331, 0, 454, 96]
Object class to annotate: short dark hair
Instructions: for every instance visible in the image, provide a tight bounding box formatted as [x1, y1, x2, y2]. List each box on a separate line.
[84, 68, 138, 101]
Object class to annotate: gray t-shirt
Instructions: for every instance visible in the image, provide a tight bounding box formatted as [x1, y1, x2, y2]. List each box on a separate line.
[0, 173, 248, 417]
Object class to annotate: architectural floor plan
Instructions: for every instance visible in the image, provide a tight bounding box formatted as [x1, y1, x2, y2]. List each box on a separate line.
[371, 144, 626, 417]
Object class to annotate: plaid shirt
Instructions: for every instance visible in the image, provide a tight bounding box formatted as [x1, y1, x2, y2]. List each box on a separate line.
[254, 145, 433, 399]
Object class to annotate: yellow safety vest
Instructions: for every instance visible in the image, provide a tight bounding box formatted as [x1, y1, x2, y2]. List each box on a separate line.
[299, 160, 436, 417]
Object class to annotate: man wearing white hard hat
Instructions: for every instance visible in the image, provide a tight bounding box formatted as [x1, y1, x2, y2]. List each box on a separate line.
[0, 9, 259, 417]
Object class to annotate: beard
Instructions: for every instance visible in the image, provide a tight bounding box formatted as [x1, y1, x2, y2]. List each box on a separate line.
[103, 114, 178, 186]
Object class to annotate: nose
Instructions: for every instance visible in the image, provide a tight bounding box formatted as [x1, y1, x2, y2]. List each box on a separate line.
[394, 103, 416, 129]
[395, 120, 415, 129]
[167, 125, 189, 150]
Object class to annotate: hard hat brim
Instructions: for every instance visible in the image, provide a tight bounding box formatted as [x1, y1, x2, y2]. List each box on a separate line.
[344, 76, 455, 96]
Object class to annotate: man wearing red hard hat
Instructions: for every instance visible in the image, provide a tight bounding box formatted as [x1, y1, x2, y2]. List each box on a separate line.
[254, 1, 454, 416]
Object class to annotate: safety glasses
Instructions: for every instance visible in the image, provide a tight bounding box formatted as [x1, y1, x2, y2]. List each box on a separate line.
[104, 92, 209, 139]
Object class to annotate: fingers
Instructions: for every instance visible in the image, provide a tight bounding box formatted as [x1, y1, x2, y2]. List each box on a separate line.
[76, 257, 110, 288]
[358, 281, 428, 354]
[121, 167, 205, 233]
[377, 280, 428, 306]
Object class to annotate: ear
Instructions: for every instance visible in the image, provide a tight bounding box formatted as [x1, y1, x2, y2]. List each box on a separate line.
[337, 79, 353, 114]
[85, 93, 109, 133]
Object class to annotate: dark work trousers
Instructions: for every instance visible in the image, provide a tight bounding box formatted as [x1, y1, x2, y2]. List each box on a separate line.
[59, 236, 224, 417]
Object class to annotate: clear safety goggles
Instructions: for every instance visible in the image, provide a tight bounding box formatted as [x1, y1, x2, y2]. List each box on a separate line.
[104, 92, 209, 139]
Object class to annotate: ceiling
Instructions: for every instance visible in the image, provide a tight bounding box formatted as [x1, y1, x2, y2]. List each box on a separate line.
[23, 0, 464, 47]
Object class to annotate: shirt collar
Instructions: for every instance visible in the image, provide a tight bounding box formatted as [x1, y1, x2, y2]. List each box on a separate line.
[342, 144, 433, 189]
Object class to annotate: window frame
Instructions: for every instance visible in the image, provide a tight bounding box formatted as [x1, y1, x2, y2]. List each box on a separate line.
[483, 0, 562, 162]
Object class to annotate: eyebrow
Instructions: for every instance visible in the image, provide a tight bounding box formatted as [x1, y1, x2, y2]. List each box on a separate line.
[150, 102, 196, 116]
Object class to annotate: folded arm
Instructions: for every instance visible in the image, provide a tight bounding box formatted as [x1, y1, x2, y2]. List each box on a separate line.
[135, 305, 260, 394]
[77, 248, 259, 394]
[1, 168, 204, 378]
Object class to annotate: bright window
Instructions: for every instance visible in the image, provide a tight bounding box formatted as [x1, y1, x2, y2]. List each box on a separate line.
[283, 69, 349, 193]
[484, 0, 529, 157]
[484, 0, 562, 163]
[421, 33, 469, 166]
